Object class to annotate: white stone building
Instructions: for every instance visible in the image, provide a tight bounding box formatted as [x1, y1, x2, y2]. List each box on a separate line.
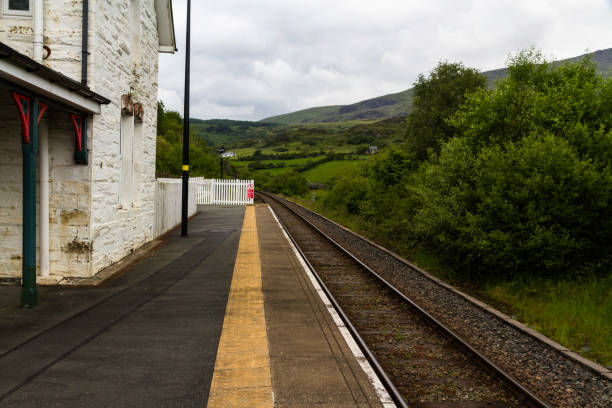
[0, 0, 176, 295]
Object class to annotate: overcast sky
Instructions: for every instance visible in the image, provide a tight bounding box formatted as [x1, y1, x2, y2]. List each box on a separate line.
[158, 0, 612, 121]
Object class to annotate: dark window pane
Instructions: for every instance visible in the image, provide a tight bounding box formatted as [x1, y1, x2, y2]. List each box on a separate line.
[8, 0, 29, 11]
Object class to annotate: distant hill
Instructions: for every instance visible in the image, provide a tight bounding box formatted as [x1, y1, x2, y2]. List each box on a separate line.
[263, 89, 414, 125]
[262, 48, 612, 125]
[189, 118, 281, 146]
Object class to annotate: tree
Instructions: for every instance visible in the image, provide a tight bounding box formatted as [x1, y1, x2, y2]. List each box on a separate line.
[450, 49, 611, 152]
[156, 102, 217, 178]
[406, 62, 486, 161]
[412, 50, 612, 279]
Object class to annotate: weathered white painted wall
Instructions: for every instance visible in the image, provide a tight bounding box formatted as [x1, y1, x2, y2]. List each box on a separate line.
[154, 180, 198, 237]
[47, 107, 92, 277]
[88, 0, 159, 275]
[0, 91, 92, 279]
[0, 7, 33, 58]
[0, 92, 24, 278]
[0, 1, 163, 279]
[0, 0, 86, 81]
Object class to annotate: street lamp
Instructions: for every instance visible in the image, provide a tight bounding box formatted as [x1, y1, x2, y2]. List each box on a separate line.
[218, 146, 225, 179]
[181, 0, 191, 237]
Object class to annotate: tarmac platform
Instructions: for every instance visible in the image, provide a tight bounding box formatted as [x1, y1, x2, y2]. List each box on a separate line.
[0, 205, 391, 407]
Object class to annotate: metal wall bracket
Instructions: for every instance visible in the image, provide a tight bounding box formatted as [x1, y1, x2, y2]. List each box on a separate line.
[70, 113, 88, 165]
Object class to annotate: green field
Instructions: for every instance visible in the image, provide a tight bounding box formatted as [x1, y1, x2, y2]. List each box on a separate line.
[233, 157, 323, 167]
[231, 156, 370, 183]
[302, 160, 368, 183]
[256, 167, 292, 176]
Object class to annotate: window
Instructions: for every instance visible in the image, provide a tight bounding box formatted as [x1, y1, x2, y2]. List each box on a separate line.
[119, 113, 134, 208]
[132, 120, 143, 205]
[3, 0, 31, 17]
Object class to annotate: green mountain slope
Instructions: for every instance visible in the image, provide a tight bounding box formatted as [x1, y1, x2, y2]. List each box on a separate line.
[189, 118, 281, 146]
[262, 106, 342, 125]
[262, 48, 612, 125]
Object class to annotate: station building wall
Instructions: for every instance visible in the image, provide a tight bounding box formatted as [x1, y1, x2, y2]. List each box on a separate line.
[0, 92, 92, 279]
[0, 0, 161, 279]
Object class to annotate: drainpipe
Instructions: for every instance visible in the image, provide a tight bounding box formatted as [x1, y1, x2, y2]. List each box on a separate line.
[33, 0, 43, 62]
[76, 0, 89, 165]
[81, 0, 88, 86]
[39, 120, 49, 278]
[32, 1, 49, 278]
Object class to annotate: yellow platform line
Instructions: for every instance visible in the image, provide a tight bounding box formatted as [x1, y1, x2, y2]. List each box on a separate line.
[206, 206, 273, 408]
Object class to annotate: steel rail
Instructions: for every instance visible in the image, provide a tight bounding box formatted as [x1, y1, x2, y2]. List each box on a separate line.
[260, 191, 552, 408]
[260, 192, 409, 408]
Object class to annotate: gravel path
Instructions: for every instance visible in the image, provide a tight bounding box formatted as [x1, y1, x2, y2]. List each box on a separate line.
[274, 195, 612, 408]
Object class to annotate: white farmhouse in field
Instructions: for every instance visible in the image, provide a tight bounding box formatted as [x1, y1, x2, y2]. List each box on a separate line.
[0, 0, 176, 290]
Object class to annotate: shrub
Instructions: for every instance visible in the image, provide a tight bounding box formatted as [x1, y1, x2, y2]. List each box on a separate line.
[413, 135, 612, 279]
[323, 176, 370, 214]
[267, 172, 309, 197]
[406, 61, 486, 161]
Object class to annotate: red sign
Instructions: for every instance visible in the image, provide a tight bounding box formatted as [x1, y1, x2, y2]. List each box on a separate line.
[247, 184, 254, 199]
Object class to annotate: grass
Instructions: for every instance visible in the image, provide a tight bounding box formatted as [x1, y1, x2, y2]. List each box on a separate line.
[256, 167, 292, 175]
[232, 156, 370, 181]
[289, 195, 612, 368]
[262, 105, 343, 124]
[484, 275, 612, 366]
[302, 160, 368, 183]
[234, 157, 325, 167]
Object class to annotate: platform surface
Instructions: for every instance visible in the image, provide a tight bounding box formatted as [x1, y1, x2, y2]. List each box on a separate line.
[0, 205, 386, 407]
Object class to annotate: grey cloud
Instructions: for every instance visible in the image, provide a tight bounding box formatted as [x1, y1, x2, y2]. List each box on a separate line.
[160, 0, 612, 121]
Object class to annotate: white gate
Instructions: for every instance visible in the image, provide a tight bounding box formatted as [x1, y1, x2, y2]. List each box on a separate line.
[193, 178, 254, 205]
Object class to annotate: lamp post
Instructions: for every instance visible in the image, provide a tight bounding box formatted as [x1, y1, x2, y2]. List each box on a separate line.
[218, 146, 225, 179]
[181, 0, 191, 237]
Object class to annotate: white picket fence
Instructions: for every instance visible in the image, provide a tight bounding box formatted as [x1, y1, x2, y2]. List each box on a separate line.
[154, 178, 199, 237]
[192, 178, 254, 205]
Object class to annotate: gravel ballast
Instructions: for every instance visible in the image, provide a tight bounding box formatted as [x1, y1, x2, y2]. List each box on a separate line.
[275, 195, 612, 408]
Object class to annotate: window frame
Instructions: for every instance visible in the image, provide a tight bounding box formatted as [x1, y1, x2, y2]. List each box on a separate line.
[2, 0, 32, 18]
[119, 110, 135, 209]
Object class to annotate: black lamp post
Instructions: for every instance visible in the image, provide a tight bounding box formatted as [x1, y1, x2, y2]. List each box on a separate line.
[181, 0, 191, 237]
[218, 146, 225, 179]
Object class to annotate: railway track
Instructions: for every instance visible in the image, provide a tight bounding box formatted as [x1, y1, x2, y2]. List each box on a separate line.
[259, 191, 552, 408]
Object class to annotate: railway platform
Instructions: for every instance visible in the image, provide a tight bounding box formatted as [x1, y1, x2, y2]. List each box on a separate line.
[0, 205, 390, 407]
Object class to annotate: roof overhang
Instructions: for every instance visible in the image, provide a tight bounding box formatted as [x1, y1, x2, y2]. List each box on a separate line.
[155, 0, 177, 53]
[0, 42, 110, 114]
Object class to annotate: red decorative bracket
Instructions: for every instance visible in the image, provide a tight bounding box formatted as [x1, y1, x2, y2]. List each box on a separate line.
[70, 113, 84, 151]
[12, 92, 31, 144]
[37, 102, 48, 124]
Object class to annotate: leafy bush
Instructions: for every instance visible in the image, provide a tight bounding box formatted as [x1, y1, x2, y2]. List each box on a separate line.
[406, 61, 486, 161]
[314, 50, 612, 282]
[413, 135, 612, 278]
[347, 134, 375, 145]
[367, 148, 413, 186]
[261, 171, 309, 197]
[355, 145, 369, 154]
[411, 51, 612, 277]
[323, 176, 370, 214]
[156, 102, 217, 178]
[451, 50, 612, 152]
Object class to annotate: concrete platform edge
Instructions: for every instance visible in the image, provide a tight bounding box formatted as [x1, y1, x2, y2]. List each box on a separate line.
[266, 205, 396, 408]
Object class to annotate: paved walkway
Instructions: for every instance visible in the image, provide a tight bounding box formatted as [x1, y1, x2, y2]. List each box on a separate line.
[0, 207, 243, 407]
[257, 205, 388, 408]
[0, 205, 387, 407]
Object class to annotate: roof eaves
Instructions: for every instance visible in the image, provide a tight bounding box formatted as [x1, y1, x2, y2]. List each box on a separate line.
[155, 0, 177, 53]
[0, 42, 111, 105]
